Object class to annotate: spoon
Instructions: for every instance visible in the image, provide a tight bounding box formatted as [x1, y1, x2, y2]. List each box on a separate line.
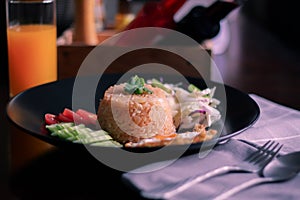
[213, 151, 300, 200]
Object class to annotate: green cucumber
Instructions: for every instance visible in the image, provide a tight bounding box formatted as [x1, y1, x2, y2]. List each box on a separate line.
[74, 134, 112, 144]
[91, 140, 122, 147]
[46, 122, 74, 132]
[46, 122, 122, 146]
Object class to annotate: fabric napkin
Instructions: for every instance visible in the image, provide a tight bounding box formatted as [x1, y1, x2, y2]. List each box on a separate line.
[235, 94, 300, 154]
[122, 94, 300, 200]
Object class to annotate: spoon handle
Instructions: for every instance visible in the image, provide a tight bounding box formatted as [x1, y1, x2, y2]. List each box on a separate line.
[213, 177, 273, 200]
[142, 166, 236, 199]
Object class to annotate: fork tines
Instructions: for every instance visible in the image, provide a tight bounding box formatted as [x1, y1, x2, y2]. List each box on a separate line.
[244, 140, 283, 165]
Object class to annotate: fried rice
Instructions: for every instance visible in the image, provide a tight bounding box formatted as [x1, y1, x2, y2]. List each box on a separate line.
[97, 83, 176, 144]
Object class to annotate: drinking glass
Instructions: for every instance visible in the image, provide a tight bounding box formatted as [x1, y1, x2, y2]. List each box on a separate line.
[6, 0, 57, 97]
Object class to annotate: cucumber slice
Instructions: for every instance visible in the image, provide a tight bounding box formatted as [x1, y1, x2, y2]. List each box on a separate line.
[46, 122, 122, 146]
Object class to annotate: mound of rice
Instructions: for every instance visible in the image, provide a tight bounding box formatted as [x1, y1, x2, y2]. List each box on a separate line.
[97, 83, 176, 144]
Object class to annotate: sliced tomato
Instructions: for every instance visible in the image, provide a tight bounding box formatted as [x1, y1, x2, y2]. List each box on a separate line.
[45, 113, 60, 125]
[57, 113, 73, 122]
[45, 108, 98, 126]
[62, 108, 83, 122]
[62, 108, 75, 120]
[76, 109, 98, 125]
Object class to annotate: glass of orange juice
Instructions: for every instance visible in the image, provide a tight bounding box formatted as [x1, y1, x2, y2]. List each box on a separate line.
[6, 0, 57, 97]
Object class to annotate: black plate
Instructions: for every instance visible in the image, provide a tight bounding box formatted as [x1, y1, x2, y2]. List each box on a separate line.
[6, 74, 260, 153]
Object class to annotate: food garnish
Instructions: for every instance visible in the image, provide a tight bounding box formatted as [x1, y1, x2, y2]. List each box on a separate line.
[149, 78, 173, 94]
[124, 75, 153, 94]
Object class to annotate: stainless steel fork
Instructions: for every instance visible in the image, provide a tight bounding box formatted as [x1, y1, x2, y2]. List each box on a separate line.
[142, 140, 283, 199]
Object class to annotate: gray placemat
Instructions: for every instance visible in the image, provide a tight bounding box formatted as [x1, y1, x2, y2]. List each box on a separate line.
[235, 94, 300, 154]
[122, 94, 300, 199]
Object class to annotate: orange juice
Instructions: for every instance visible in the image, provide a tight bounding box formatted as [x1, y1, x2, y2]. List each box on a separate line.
[7, 24, 57, 97]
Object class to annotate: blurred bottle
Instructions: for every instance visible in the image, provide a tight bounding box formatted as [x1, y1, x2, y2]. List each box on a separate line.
[123, 0, 243, 44]
[73, 0, 99, 45]
[175, 0, 239, 44]
[103, 0, 119, 29]
[124, 0, 187, 30]
[94, 0, 105, 33]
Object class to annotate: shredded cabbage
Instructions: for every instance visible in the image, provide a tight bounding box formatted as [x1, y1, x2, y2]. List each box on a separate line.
[147, 79, 221, 130]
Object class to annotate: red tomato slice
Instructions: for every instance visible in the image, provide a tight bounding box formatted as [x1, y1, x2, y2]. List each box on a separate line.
[76, 109, 98, 125]
[45, 113, 60, 125]
[62, 108, 75, 120]
[57, 113, 73, 122]
[62, 108, 83, 122]
[45, 108, 98, 126]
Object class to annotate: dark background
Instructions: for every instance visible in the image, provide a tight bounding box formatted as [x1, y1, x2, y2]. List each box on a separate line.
[1, 0, 300, 199]
[242, 0, 300, 50]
